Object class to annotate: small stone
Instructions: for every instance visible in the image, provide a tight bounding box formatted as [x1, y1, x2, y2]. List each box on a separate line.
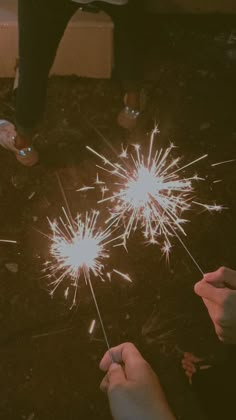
[200, 122, 211, 131]
[28, 192, 36, 200]
[227, 49, 236, 60]
[197, 70, 208, 77]
[10, 294, 20, 305]
[5, 263, 18, 273]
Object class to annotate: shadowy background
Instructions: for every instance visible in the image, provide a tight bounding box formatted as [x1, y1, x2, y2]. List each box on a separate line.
[0, 12, 236, 420]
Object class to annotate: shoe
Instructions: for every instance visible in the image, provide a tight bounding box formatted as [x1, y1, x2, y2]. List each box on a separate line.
[117, 106, 140, 130]
[0, 120, 39, 167]
[117, 91, 146, 130]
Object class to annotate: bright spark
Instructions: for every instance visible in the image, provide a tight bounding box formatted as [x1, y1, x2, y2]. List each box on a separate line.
[76, 186, 95, 192]
[211, 159, 236, 167]
[112, 269, 132, 283]
[86, 127, 221, 260]
[89, 319, 96, 334]
[45, 209, 131, 307]
[193, 201, 226, 212]
[0, 239, 18, 244]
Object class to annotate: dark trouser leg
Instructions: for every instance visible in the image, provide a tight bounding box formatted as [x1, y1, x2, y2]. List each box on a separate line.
[16, 0, 78, 137]
[96, 0, 145, 92]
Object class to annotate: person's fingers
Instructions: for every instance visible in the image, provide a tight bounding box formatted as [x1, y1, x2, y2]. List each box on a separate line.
[99, 342, 143, 372]
[186, 366, 196, 376]
[217, 267, 236, 289]
[194, 280, 230, 305]
[204, 267, 236, 289]
[100, 373, 109, 393]
[100, 363, 126, 393]
[184, 368, 194, 385]
[182, 359, 194, 370]
[107, 363, 126, 389]
[203, 268, 226, 287]
[182, 362, 196, 376]
[200, 365, 211, 371]
[183, 352, 202, 363]
[202, 297, 221, 322]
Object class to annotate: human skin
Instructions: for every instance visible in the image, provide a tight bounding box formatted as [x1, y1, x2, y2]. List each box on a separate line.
[194, 266, 236, 343]
[100, 342, 175, 420]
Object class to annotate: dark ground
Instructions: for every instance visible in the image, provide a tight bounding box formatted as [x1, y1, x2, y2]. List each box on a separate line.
[0, 14, 236, 420]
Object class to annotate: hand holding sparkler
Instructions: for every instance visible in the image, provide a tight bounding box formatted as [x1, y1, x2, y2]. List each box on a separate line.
[194, 266, 236, 344]
[100, 342, 175, 420]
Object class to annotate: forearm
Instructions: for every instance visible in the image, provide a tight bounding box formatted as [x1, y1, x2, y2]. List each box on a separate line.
[151, 383, 176, 420]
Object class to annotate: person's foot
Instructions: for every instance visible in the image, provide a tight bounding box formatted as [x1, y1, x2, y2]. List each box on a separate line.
[181, 352, 212, 385]
[0, 120, 39, 167]
[117, 92, 141, 130]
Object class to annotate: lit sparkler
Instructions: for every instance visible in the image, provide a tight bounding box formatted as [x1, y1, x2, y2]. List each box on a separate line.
[86, 127, 224, 273]
[45, 207, 131, 358]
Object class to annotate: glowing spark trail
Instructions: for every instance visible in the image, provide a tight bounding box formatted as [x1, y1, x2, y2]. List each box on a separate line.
[86, 128, 224, 273]
[89, 319, 96, 335]
[0, 239, 17, 244]
[211, 159, 236, 167]
[193, 201, 227, 212]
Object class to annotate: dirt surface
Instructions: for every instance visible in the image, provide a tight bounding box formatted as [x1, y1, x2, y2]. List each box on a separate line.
[0, 14, 236, 420]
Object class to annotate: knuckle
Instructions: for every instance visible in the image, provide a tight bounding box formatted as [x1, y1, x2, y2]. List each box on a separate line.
[223, 290, 233, 309]
[217, 316, 229, 328]
[214, 324, 222, 337]
[217, 331, 230, 343]
[194, 281, 203, 295]
[124, 342, 136, 351]
[218, 266, 227, 276]
[109, 382, 124, 394]
[124, 341, 134, 347]
[217, 335, 225, 342]
[213, 309, 228, 327]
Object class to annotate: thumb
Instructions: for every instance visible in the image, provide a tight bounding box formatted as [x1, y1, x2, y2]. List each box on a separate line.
[100, 363, 126, 393]
[194, 279, 229, 305]
[108, 363, 126, 389]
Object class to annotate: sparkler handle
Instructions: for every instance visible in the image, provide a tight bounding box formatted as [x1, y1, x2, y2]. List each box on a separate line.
[149, 194, 204, 277]
[170, 228, 204, 277]
[87, 272, 114, 363]
[56, 172, 74, 224]
[55, 171, 114, 362]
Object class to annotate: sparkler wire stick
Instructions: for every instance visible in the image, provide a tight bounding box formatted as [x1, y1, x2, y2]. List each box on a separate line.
[55, 171, 74, 224]
[150, 195, 204, 276]
[211, 159, 236, 167]
[169, 228, 204, 276]
[84, 268, 114, 362]
[55, 171, 114, 362]
[83, 117, 118, 156]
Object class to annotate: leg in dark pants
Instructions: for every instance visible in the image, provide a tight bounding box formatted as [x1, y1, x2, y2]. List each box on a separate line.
[16, 0, 144, 142]
[98, 0, 145, 126]
[97, 0, 144, 90]
[16, 0, 78, 139]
